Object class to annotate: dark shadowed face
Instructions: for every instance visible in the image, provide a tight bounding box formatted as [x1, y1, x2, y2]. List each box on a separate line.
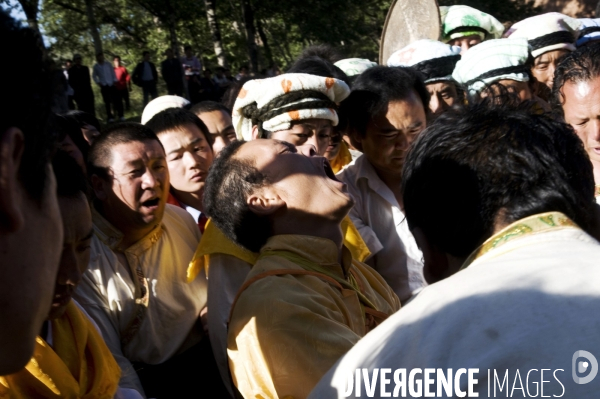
[356, 90, 427, 178]
[196, 110, 236, 155]
[426, 81, 459, 120]
[48, 193, 93, 320]
[532, 49, 570, 90]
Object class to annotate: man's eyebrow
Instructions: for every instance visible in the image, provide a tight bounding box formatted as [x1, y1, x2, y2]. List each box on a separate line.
[81, 229, 94, 241]
[167, 138, 203, 155]
[277, 141, 297, 152]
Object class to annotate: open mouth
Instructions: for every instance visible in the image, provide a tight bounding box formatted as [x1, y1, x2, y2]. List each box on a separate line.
[141, 198, 160, 209]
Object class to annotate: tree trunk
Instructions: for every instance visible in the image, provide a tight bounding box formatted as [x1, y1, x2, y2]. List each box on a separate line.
[240, 0, 258, 72]
[17, 0, 40, 35]
[84, 0, 103, 55]
[256, 17, 273, 68]
[204, 0, 228, 67]
[168, 17, 179, 57]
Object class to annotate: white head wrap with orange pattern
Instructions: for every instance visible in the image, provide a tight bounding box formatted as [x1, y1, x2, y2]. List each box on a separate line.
[232, 73, 350, 141]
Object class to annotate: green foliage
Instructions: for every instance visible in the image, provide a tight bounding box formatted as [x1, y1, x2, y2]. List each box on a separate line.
[35, 0, 542, 117]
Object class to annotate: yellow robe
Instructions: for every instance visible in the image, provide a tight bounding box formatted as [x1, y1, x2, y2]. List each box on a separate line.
[0, 301, 121, 399]
[329, 141, 353, 174]
[227, 235, 400, 399]
[187, 216, 371, 281]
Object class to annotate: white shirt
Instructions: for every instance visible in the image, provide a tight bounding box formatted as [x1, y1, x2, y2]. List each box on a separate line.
[93, 61, 118, 86]
[310, 223, 600, 398]
[74, 204, 206, 396]
[183, 203, 202, 223]
[337, 155, 426, 303]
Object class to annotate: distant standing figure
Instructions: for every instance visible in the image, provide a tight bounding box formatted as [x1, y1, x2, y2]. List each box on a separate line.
[161, 48, 184, 97]
[92, 52, 121, 122]
[113, 55, 131, 113]
[181, 45, 202, 102]
[133, 51, 158, 106]
[68, 54, 95, 116]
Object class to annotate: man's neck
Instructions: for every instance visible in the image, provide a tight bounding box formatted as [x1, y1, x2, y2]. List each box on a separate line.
[97, 203, 156, 250]
[172, 190, 204, 213]
[272, 217, 344, 262]
[371, 161, 404, 206]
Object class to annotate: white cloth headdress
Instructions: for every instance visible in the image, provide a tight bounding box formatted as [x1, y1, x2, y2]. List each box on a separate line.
[576, 18, 600, 47]
[387, 39, 461, 83]
[506, 13, 581, 58]
[141, 95, 190, 124]
[452, 38, 531, 95]
[440, 5, 504, 43]
[232, 73, 350, 141]
[334, 58, 377, 77]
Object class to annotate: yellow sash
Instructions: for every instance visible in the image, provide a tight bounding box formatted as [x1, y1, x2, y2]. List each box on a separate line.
[0, 301, 121, 399]
[329, 141, 353, 174]
[187, 216, 371, 282]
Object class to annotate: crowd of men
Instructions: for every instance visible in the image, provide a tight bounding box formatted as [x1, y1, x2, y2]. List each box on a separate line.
[2, 4, 600, 399]
[63, 45, 260, 123]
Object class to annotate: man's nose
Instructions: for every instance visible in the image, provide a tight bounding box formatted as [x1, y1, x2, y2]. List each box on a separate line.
[297, 144, 317, 157]
[429, 94, 441, 115]
[141, 169, 158, 189]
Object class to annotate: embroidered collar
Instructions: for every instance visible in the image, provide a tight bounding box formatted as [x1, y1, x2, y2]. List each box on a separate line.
[460, 211, 579, 270]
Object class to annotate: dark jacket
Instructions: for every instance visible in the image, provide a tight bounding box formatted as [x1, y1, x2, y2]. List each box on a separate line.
[161, 58, 183, 85]
[132, 61, 158, 86]
[68, 64, 93, 94]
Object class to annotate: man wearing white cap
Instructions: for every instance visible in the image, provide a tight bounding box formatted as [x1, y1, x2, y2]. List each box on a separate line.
[440, 5, 504, 54]
[388, 39, 462, 120]
[140, 95, 190, 124]
[452, 37, 537, 102]
[507, 12, 580, 99]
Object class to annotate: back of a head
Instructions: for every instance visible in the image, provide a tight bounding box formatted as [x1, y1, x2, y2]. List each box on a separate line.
[190, 101, 231, 117]
[0, 11, 55, 200]
[298, 44, 344, 64]
[287, 56, 350, 86]
[88, 122, 161, 180]
[552, 44, 600, 113]
[402, 102, 595, 258]
[204, 140, 270, 252]
[66, 110, 101, 130]
[341, 66, 430, 137]
[146, 107, 213, 147]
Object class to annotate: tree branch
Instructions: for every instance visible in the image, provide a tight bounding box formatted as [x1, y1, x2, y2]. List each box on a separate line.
[50, 0, 85, 14]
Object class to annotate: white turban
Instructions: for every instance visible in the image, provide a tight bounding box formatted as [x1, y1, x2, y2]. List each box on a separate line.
[141, 95, 190, 124]
[232, 73, 350, 141]
[387, 39, 461, 83]
[506, 13, 580, 58]
[452, 38, 531, 95]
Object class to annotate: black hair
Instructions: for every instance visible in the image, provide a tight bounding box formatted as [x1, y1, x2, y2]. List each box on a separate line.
[65, 110, 101, 131]
[52, 150, 90, 199]
[143, 51, 149, 56]
[203, 140, 271, 252]
[114, 55, 121, 60]
[341, 66, 430, 137]
[184, 45, 192, 51]
[145, 107, 214, 148]
[402, 101, 595, 258]
[287, 56, 350, 86]
[298, 44, 344, 63]
[222, 77, 255, 112]
[88, 122, 163, 180]
[0, 11, 56, 201]
[54, 114, 91, 161]
[552, 44, 600, 114]
[190, 101, 232, 116]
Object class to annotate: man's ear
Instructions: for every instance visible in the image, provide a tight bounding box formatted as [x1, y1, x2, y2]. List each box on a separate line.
[251, 125, 260, 140]
[91, 174, 108, 201]
[349, 129, 363, 152]
[247, 187, 285, 216]
[411, 226, 450, 284]
[0, 128, 25, 233]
